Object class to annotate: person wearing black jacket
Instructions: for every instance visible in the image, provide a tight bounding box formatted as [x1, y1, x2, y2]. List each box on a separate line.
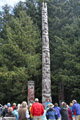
[5, 107, 15, 117]
[1, 105, 8, 117]
[60, 102, 69, 120]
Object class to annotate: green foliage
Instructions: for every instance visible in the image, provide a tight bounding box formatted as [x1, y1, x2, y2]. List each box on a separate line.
[47, 0, 80, 102]
[0, 5, 41, 104]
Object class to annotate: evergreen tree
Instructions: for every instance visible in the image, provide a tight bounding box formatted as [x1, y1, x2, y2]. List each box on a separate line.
[0, 0, 80, 103]
[31, 0, 80, 102]
[0, 7, 41, 103]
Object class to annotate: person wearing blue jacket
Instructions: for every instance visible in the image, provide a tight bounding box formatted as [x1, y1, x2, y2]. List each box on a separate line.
[72, 99, 80, 120]
[0, 104, 3, 116]
[45, 99, 52, 109]
[54, 103, 61, 120]
[13, 107, 19, 120]
[46, 103, 58, 120]
[42, 105, 47, 120]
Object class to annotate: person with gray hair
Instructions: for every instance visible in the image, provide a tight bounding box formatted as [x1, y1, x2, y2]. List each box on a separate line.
[18, 101, 30, 120]
[72, 99, 80, 120]
[22, 101, 27, 108]
[5, 107, 15, 117]
[60, 102, 69, 120]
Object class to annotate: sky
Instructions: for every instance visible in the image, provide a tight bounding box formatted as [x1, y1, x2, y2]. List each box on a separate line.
[0, 0, 25, 11]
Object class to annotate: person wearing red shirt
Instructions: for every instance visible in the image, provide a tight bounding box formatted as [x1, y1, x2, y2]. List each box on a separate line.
[31, 98, 44, 120]
[12, 103, 16, 110]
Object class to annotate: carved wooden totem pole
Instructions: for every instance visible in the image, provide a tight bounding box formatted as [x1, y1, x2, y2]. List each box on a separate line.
[42, 2, 52, 104]
[28, 81, 35, 104]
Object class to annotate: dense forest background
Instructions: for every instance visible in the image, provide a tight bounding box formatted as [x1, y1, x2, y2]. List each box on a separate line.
[0, 0, 80, 104]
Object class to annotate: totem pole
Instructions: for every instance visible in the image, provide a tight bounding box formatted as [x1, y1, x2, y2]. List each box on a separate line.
[28, 81, 35, 104]
[42, 2, 52, 104]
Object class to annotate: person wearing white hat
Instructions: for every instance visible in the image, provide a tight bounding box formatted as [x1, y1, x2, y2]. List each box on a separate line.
[31, 98, 44, 120]
[35, 98, 39, 102]
[46, 103, 58, 120]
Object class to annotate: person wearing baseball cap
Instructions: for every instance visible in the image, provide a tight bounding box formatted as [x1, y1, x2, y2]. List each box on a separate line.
[31, 98, 44, 120]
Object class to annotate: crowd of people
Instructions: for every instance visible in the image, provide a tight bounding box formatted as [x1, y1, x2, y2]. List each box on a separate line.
[0, 99, 80, 120]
